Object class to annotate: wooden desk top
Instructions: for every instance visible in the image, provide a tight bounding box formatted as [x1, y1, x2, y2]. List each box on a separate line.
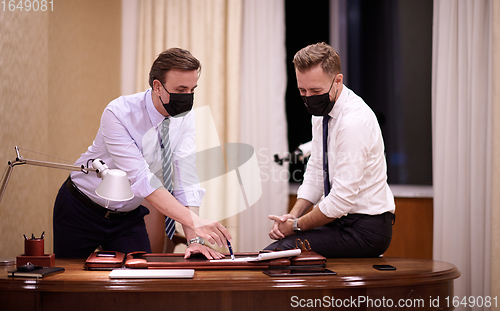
[0, 257, 460, 292]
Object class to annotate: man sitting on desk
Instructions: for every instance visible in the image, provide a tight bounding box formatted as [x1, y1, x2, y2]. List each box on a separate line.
[266, 42, 395, 258]
[53, 48, 230, 259]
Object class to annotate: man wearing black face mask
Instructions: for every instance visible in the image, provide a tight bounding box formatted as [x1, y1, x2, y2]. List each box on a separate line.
[266, 42, 395, 258]
[53, 48, 232, 259]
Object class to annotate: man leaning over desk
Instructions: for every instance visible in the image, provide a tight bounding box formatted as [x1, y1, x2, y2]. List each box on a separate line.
[53, 48, 231, 260]
[266, 42, 395, 258]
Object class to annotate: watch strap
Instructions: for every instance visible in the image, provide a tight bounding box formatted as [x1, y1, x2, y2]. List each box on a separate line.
[293, 218, 302, 234]
[187, 237, 205, 246]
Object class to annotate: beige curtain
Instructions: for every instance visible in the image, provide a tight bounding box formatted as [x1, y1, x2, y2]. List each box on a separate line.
[136, 0, 243, 251]
[237, 0, 288, 251]
[135, 0, 289, 252]
[432, 0, 492, 309]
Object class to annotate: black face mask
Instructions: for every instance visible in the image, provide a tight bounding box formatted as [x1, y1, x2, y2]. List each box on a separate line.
[301, 77, 337, 116]
[159, 82, 194, 118]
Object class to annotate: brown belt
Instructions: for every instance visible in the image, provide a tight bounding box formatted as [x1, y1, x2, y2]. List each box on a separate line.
[65, 176, 131, 219]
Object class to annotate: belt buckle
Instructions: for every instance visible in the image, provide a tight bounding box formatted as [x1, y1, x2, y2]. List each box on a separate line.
[104, 209, 125, 219]
[104, 210, 113, 219]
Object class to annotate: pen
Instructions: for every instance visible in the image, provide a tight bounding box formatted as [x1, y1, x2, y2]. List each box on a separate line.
[227, 240, 235, 260]
[23, 234, 28, 240]
[41, 231, 45, 239]
[31, 234, 35, 240]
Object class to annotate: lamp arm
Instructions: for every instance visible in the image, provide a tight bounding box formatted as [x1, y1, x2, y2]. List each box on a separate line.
[0, 163, 15, 204]
[0, 146, 97, 204]
[18, 158, 92, 172]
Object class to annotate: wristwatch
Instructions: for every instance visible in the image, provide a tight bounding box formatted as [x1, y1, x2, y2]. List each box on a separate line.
[293, 218, 302, 234]
[187, 237, 205, 246]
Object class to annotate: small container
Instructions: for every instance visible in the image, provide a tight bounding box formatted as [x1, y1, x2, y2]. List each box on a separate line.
[25, 238, 44, 256]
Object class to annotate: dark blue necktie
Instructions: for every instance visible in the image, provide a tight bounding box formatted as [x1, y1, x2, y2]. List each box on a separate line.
[160, 118, 176, 240]
[323, 116, 331, 196]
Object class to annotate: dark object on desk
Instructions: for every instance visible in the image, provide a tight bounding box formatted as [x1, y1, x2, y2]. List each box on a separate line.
[85, 251, 126, 270]
[8, 266, 65, 278]
[373, 264, 397, 271]
[264, 249, 328, 276]
[18, 262, 36, 271]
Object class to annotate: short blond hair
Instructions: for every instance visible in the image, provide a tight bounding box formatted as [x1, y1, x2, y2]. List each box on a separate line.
[292, 42, 341, 76]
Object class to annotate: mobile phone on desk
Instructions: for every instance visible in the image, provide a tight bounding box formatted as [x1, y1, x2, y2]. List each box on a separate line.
[373, 264, 396, 271]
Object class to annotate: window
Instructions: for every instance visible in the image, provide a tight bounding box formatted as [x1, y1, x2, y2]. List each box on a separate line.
[284, 0, 433, 185]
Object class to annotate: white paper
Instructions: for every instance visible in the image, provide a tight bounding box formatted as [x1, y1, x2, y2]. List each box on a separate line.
[109, 269, 195, 279]
[210, 249, 301, 263]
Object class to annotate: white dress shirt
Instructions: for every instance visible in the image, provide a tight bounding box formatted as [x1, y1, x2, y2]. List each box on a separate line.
[71, 89, 205, 212]
[297, 85, 395, 218]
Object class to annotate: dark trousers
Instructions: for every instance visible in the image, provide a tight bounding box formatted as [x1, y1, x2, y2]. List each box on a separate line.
[53, 180, 152, 258]
[265, 212, 395, 258]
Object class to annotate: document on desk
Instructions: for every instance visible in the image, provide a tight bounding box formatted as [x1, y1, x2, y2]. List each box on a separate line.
[109, 269, 195, 279]
[210, 249, 301, 262]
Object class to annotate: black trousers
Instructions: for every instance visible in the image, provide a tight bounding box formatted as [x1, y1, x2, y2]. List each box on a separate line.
[53, 180, 152, 258]
[264, 212, 395, 258]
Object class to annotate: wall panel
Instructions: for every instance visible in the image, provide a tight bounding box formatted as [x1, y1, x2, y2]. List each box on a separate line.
[0, 0, 121, 258]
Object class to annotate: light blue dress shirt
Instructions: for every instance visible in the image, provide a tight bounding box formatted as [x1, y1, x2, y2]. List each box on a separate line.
[71, 89, 205, 212]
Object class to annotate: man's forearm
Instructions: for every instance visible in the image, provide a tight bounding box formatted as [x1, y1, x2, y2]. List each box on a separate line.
[182, 206, 199, 240]
[290, 198, 315, 218]
[296, 206, 335, 231]
[145, 187, 197, 230]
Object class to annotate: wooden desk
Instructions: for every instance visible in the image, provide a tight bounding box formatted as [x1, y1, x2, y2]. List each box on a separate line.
[0, 257, 459, 311]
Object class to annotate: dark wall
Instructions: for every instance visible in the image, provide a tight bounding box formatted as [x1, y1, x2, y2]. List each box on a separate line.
[284, 0, 433, 185]
[347, 0, 433, 184]
[285, 0, 330, 182]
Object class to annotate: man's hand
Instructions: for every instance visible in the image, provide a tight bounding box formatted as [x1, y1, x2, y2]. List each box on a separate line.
[184, 243, 225, 260]
[268, 214, 295, 240]
[146, 189, 232, 248]
[192, 217, 232, 248]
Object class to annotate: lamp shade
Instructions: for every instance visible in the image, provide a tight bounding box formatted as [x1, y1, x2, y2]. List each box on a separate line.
[95, 169, 134, 202]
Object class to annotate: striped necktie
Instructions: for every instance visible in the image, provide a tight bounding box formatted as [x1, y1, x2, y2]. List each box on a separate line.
[160, 118, 176, 239]
[323, 115, 331, 196]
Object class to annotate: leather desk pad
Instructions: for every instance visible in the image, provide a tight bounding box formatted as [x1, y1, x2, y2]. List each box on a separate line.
[124, 250, 327, 271]
[125, 251, 291, 270]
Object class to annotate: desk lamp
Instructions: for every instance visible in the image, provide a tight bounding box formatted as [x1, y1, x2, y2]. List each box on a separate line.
[0, 146, 134, 205]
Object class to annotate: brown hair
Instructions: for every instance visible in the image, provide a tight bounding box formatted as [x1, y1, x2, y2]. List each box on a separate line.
[292, 42, 341, 76]
[148, 47, 201, 88]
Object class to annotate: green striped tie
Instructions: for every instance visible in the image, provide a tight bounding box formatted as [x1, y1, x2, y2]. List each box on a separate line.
[160, 118, 175, 239]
